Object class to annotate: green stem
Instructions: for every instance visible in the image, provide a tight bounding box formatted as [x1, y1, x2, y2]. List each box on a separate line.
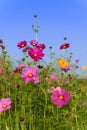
[75, 115, 79, 130]
[29, 96, 32, 130]
[36, 32, 38, 41]
[43, 94, 47, 129]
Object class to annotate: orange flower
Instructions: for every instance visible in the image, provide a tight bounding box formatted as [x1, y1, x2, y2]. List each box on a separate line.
[58, 58, 64, 65]
[57, 58, 69, 68]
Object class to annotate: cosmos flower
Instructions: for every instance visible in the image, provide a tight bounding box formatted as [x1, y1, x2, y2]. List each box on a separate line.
[30, 40, 38, 46]
[21, 66, 39, 84]
[28, 47, 44, 61]
[57, 58, 69, 68]
[17, 63, 26, 69]
[17, 41, 27, 49]
[59, 43, 70, 49]
[0, 98, 12, 113]
[82, 66, 87, 70]
[51, 87, 71, 107]
[36, 44, 46, 50]
[62, 66, 72, 72]
[50, 74, 57, 82]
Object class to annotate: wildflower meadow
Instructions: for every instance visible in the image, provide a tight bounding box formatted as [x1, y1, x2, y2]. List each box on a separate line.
[0, 15, 87, 130]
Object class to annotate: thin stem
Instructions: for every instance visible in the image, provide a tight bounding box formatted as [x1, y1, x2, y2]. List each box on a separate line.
[36, 32, 38, 41]
[75, 115, 79, 130]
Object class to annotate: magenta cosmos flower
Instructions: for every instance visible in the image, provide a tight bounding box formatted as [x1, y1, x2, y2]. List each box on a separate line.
[21, 66, 39, 84]
[17, 40, 27, 49]
[30, 40, 38, 46]
[28, 47, 44, 61]
[59, 43, 70, 49]
[62, 66, 72, 72]
[36, 44, 46, 50]
[50, 74, 57, 82]
[51, 87, 71, 108]
[0, 98, 12, 113]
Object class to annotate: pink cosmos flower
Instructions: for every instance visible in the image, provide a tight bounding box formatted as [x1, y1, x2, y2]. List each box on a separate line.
[17, 41, 27, 49]
[30, 40, 38, 46]
[21, 66, 39, 84]
[51, 87, 71, 107]
[36, 44, 46, 50]
[0, 98, 12, 113]
[17, 63, 26, 69]
[28, 47, 44, 61]
[50, 74, 57, 82]
[0, 69, 2, 75]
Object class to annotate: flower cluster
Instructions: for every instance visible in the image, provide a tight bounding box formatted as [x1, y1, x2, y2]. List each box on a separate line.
[28, 40, 45, 61]
[17, 39, 46, 61]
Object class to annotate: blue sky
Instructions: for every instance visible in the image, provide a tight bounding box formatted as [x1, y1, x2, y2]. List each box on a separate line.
[0, 0, 87, 67]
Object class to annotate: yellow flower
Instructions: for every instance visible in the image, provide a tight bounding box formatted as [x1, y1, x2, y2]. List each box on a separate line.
[57, 58, 69, 68]
[57, 58, 65, 65]
[82, 66, 87, 70]
[64, 61, 69, 66]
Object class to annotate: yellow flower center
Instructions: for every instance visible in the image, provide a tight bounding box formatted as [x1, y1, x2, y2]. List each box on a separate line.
[59, 95, 64, 100]
[34, 53, 37, 57]
[28, 73, 33, 78]
[21, 44, 24, 47]
[63, 45, 66, 49]
[33, 43, 35, 46]
[2, 104, 7, 108]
